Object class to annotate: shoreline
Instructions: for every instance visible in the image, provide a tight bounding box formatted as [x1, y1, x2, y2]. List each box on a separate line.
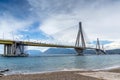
[3, 65, 120, 75]
[0, 71, 104, 80]
[1, 68, 120, 80]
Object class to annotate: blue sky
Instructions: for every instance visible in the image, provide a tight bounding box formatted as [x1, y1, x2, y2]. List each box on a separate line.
[0, 0, 30, 19]
[0, 0, 120, 51]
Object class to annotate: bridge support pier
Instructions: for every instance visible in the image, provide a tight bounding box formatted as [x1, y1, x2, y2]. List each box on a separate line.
[74, 48, 84, 56]
[4, 44, 12, 55]
[3, 42, 28, 57]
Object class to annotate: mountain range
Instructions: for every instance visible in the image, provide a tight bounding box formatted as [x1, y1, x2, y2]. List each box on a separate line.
[43, 48, 76, 54]
[26, 48, 120, 56]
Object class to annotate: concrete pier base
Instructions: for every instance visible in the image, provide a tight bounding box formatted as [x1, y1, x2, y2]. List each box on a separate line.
[3, 42, 28, 57]
[74, 48, 84, 56]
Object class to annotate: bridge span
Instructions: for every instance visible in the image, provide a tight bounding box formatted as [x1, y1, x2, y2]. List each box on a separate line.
[0, 22, 105, 57]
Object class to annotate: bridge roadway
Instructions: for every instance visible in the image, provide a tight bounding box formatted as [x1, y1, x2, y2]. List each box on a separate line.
[0, 39, 84, 49]
[0, 39, 98, 50]
[0, 39, 87, 56]
[0, 39, 104, 57]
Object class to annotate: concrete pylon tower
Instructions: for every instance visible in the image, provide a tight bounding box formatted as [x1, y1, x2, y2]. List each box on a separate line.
[94, 38, 106, 55]
[96, 38, 100, 50]
[96, 38, 104, 55]
[75, 22, 86, 55]
[75, 22, 86, 48]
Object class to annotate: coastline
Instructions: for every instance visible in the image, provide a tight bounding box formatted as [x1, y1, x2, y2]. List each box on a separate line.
[0, 68, 120, 80]
[4, 65, 120, 75]
[0, 71, 103, 80]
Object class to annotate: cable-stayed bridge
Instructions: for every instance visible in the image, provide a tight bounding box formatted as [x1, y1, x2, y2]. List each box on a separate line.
[0, 22, 105, 57]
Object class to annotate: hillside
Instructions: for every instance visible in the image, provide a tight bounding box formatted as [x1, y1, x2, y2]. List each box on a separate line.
[43, 48, 76, 54]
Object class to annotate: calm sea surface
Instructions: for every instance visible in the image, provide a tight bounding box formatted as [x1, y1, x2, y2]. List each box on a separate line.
[0, 54, 120, 75]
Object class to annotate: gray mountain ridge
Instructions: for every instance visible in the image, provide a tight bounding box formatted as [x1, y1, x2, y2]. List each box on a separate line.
[26, 48, 120, 56]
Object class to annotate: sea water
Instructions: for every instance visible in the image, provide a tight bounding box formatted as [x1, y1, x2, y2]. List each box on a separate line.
[0, 54, 120, 75]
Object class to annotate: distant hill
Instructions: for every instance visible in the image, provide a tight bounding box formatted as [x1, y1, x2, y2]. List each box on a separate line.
[26, 48, 120, 56]
[43, 48, 77, 54]
[26, 50, 43, 56]
[43, 48, 109, 55]
[106, 49, 120, 54]
[83, 49, 120, 55]
[44, 48, 113, 55]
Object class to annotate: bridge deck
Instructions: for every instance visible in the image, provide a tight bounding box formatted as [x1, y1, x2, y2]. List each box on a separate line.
[0, 39, 83, 49]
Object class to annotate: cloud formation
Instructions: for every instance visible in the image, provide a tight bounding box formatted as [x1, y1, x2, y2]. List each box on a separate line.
[1, 0, 120, 51]
[0, 13, 32, 40]
[28, 0, 120, 43]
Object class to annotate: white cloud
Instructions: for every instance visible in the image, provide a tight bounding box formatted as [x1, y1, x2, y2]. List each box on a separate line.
[0, 0, 120, 52]
[28, 0, 120, 49]
[0, 13, 37, 53]
[105, 41, 120, 50]
[0, 13, 33, 40]
[27, 46, 49, 52]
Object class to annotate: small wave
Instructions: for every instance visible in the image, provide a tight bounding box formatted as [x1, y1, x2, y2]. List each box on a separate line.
[4, 68, 90, 76]
[4, 66, 120, 76]
[60, 68, 90, 71]
[103, 65, 120, 70]
[92, 65, 120, 71]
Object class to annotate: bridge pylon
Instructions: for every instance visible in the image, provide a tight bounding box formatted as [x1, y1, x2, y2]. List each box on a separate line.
[95, 38, 106, 55]
[75, 22, 86, 55]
